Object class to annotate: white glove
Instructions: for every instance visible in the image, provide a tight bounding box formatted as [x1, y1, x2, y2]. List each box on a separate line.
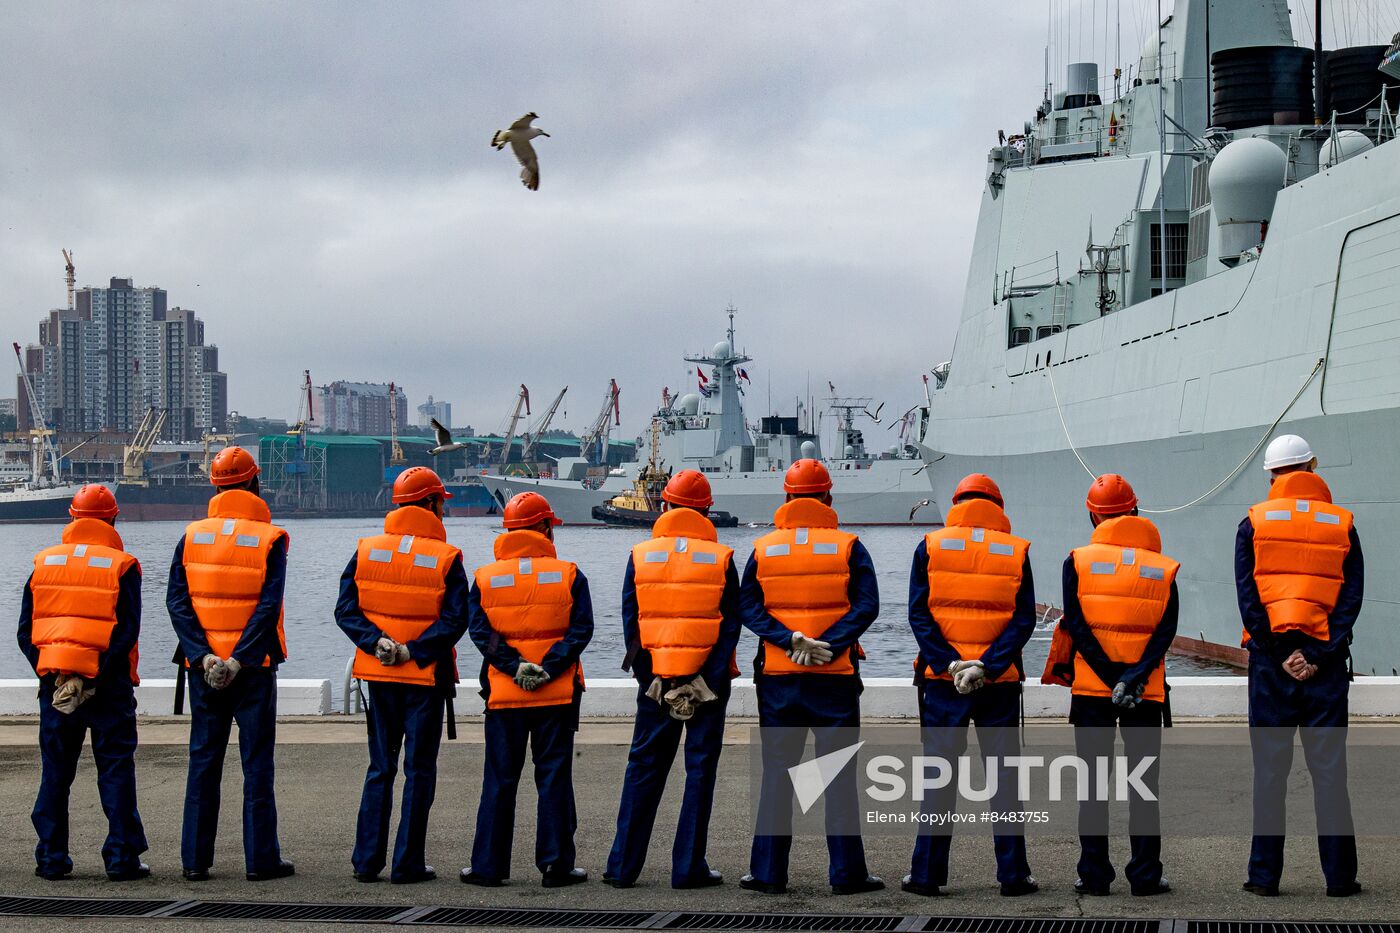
[663, 681, 698, 720]
[221, 657, 242, 687]
[953, 660, 986, 694]
[513, 662, 550, 692]
[789, 632, 834, 665]
[375, 637, 410, 666]
[51, 674, 93, 714]
[202, 655, 227, 689]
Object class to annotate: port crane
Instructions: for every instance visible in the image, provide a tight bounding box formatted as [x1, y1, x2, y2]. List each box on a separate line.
[579, 378, 621, 464]
[122, 406, 169, 485]
[519, 386, 567, 467]
[12, 342, 61, 486]
[387, 381, 406, 467]
[62, 249, 76, 310]
[498, 384, 530, 466]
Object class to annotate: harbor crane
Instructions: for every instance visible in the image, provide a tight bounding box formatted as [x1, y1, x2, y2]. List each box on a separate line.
[519, 386, 567, 466]
[498, 384, 530, 465]
[388, 381, 406, 466]
[579, 378, 621, 464]
[62, 249, 76, 310]
[122, 406, 169, 485]
[12, 342, 61, 485]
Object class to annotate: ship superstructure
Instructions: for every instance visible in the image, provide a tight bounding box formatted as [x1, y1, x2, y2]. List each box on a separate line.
[917, 0, 1400, 669]
[481, 312, 936, 525]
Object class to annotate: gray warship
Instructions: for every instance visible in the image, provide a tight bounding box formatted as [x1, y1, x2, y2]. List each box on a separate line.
[917, 2, 1400, 670]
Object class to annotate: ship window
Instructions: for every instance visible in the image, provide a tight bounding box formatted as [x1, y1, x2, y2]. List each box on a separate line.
[1150, 223, 1188, 280]
[1010, 327, 1032, 347]
[1036, 325, 1062, 340]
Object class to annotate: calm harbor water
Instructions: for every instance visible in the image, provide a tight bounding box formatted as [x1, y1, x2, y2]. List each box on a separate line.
[0, 517, 1231, 705]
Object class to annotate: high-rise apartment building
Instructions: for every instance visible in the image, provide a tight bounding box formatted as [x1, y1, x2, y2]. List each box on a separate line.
[17, 277, 228, 442]
[313, 381, 409, 435]
[416, 395, 451, 429]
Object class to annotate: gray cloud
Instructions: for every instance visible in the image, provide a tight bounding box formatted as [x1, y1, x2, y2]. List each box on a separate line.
[2, 1, 1053, 440]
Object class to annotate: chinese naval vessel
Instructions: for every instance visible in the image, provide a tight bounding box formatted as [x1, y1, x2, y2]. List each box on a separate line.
[479, 315, 938, 525]
[917, 3, 1400, 670]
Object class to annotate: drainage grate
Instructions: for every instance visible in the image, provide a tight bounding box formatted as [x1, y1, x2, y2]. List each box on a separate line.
[663, 914, 905, 931]
[406, 907, 660, 928]
[925, 922, 1162, 933]
[0, 896, 176, 918]
[168, 901, 413, 923]
[1187, 918, 1394, 924]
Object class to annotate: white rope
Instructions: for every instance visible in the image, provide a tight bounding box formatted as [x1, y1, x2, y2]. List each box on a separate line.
[1045, 355, 1326, 514]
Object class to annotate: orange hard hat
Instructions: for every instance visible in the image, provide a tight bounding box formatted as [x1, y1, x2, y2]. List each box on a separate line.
[1086, 473, 1138, 516]
[502, 491, 561, 529]
[662, 469, 713, 508]
[952, 473, 1003, 506]
[783, 458, 832, 494]
[209, 446, 259, 487]
[392, 466, 452, 504]
[69, 484, 119, 520]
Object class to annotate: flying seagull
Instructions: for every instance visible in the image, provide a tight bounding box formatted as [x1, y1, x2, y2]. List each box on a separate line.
[908, 498, 935, 522]
[491, 112, 550, 191]
[429, 418, 469, 455]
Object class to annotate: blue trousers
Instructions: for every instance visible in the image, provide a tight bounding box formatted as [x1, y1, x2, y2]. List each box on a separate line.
[469, 704, 577, 880]
[605, 683, 727, 886]
[908, 681, 1031, 887]
[32, 683, 148, 876]
[354, 681, 444, 880]
[1070, 694, 1163, 891]
[750, 674, 869, 887]
[182, 668, 282, 873]
[1246, 652, 1356, 889]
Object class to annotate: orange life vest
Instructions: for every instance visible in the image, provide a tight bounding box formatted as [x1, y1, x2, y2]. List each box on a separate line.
[351, 506, 462, 687]
[474, 530, 582, 709]
[30, 519, 141, 684]
[1245, 471, 1352, 644]
[181, 489, 289, 666]
[752, 497, 858, 675]
[631, 507, 733, 679]
[923, 498, 1029, 683]
[1070, 515, 1178, 702]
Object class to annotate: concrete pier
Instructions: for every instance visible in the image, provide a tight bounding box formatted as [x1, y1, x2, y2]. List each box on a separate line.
[0, 712, 1397, 930]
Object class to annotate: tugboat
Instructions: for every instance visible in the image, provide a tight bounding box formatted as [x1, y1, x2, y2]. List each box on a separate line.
[590, 423, 738, 528]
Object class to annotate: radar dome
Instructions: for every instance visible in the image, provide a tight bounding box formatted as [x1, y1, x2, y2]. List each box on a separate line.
[1209, 137, 1286, 262]
[799, 440, 818, 460]
[678, 393, 701, 415]
[712, 340, 731, 358]
[1321, 130, 1374, 169]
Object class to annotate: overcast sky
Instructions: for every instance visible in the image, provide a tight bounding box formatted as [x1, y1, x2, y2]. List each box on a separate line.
[0, 1, 1376, 448]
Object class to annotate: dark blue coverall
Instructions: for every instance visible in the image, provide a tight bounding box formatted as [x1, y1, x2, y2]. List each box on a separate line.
[465, 571, 593, 880]
[741, 541, 879, 889]
[604, 556, 743, 887]
[19, 567, 147, 878]
[906, 541, 1037, 888]
[1061, 557, 1178, 894]
[167, 536, 288, 875]
[1236, 518, 1363, 891]
[335, 552, 470, 881]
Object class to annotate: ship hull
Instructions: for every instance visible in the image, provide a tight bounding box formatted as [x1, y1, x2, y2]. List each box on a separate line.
[920, 405, 1400, 675]
[479, 459, 939, 526]
[0, 490, 79, 523]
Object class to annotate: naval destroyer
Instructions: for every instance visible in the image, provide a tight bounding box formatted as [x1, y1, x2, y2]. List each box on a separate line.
[917, 3, 1400, 670]
[479, 314, 938, 525]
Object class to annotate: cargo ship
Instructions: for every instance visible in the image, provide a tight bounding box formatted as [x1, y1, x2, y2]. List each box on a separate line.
[915, 3, 1400, 671]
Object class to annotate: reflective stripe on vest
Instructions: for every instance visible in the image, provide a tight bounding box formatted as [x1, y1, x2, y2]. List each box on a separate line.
[1247, 471, 1352, 644]
[475, 530, 581, 709]
[30, 518, 141, 683]
[182, 489, 288, 666]
[351, 507, 461, 687]
[923, 498, 1028, 683]
[1070, 515, 1178, 702]
[632, 508, 733, 679]
[753, 497, 858, 675]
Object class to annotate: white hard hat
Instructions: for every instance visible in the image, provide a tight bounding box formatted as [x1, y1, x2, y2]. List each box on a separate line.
[1263, 434, 1314, 471]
